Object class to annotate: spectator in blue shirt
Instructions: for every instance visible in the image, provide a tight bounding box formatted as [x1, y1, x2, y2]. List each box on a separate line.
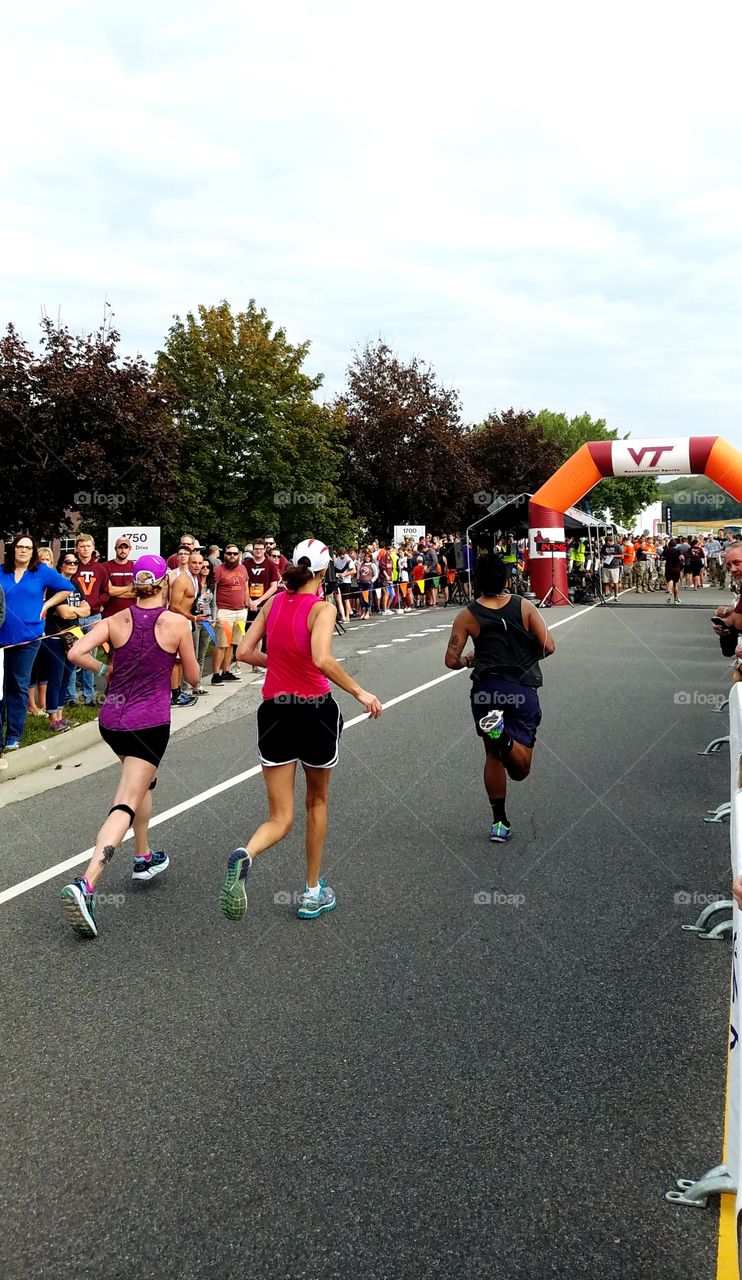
[0, 535, 71, 752]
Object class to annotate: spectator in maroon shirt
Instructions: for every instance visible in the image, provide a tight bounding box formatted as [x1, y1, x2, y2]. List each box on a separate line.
[263, 535, 288, 574]
[167, 534, 198, 570]
[102, 537, 136, 619]
[73, 534, 110, 703]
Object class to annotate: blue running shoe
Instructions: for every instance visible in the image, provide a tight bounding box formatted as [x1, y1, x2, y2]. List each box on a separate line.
[489, 821, 512, 843]
[296, 878, 336, 919]
[219, 847, 251, 920]
[60, 878, 98, 938]
[132, 850, 170, 881]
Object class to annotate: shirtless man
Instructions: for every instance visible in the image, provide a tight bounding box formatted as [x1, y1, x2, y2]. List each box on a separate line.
[169, 550, 203, 707]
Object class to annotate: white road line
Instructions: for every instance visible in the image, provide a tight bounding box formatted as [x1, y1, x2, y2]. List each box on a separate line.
[0, 600, 595, 908]
[391, 638, 411, 643]
[356, 649, 372, 655]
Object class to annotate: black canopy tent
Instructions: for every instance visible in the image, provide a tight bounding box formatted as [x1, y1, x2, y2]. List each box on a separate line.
[466, 493, 609, 555]
[463, 493, 611, 603]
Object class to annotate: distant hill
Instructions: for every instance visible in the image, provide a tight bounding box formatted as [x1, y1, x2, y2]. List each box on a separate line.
[658, 475, 742, 523]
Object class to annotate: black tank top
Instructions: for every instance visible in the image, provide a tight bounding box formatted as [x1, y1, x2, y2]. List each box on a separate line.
[468, 597, 543, 688]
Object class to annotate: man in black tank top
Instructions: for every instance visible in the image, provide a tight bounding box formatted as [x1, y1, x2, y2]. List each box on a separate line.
[444, 555, 555, 843]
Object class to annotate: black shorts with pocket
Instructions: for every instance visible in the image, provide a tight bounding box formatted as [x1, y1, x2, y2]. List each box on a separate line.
[257, 694, 343, 769]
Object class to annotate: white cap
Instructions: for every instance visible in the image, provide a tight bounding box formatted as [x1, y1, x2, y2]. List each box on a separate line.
[292, 538, 331, 573]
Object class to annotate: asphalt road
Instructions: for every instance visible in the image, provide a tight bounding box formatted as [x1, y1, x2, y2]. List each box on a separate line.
[0, 595, 737, 1279]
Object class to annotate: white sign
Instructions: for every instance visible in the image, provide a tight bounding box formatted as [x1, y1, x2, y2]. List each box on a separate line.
[107, 526, 161, 560]
[528, 527, 567, 560]
[612, 437, 691, 477]
[393, 525, 426, 545]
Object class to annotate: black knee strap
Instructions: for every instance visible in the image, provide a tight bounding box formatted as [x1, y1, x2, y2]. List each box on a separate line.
[109, 803, 135, 827]
[149, 777, 157, 791]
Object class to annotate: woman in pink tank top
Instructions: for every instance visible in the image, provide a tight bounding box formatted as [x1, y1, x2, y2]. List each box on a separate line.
[60, 556, 200, 940]
[219, 539, 383, 923]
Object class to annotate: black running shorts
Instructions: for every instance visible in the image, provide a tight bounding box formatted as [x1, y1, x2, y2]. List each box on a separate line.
[257, 694, 343, 769]
[99, 722, 170, 768]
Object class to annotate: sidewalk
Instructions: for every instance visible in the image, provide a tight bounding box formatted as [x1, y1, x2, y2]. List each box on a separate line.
[0, 672, 263, 789]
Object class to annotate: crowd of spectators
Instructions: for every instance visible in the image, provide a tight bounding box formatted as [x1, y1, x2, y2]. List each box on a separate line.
[0, 529, 475, 759]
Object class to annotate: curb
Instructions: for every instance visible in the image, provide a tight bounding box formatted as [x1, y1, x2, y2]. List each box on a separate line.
[0, 675, 263, 784]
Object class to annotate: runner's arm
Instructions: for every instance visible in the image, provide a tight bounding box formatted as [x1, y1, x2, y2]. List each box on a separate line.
[68, 619, 112, 670]
[444, 612, 475, 669]
[310, 603, 382, 716]
[177, 618, 200, 688]
[522, 601, 556, 657]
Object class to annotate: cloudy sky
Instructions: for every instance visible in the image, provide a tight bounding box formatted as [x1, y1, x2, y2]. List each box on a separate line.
[3, 0, 742, 445]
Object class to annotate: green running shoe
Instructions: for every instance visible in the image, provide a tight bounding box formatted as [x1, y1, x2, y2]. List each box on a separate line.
[219, 847, 251, 921]
[479, 709, 505, 739]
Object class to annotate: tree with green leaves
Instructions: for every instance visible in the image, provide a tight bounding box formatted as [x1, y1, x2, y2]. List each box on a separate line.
[157, 301, 356, 548]
[0, 317, 180, 542]
[339, 340, 479, 537]
[533, 410, 660, 525]
[465, 409, 567, 511]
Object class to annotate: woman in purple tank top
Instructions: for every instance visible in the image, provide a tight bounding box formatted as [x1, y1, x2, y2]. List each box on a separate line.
[60, 556, 199, 940]
[219, 538, 383, 924]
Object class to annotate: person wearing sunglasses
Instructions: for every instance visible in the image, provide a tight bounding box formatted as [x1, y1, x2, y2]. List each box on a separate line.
[0, 535, 72, 752]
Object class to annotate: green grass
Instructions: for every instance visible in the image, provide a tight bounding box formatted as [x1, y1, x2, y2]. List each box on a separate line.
[21, 701, 100, 749]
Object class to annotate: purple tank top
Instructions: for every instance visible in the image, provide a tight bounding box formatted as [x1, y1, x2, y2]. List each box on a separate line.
[99, 605, 176, 732]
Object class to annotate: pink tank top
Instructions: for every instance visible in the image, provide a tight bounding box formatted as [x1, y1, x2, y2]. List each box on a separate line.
[262, 592, 331, 699]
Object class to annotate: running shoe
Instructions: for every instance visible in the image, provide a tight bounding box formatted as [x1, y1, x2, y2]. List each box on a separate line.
[296, 879, 336, 919]
[60, 878, 98, 938]
[175, 691, 198, 706]
[132, 850, 170, 881]
[211, 673, 224, 685]
[490, 821, 512, 843]
[675, 597, 682, 605]
[221, 671, 240, 682]
[219, 847, 251, 920]
[478, 709, 505, 739]
[4, 740, 20, 751]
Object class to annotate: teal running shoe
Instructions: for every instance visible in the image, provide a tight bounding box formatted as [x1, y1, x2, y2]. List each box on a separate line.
[489, 821, 512, 843]
[296, 878, 336, 919]
[132, 850, 169, 881]
[219, 847, 251, 920]
[61, 878, 98, 938]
